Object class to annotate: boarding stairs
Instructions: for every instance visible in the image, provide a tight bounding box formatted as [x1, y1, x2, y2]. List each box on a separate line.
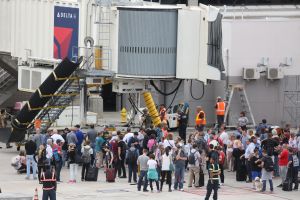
[224, 84, 256, 128]
[32, 76, 81, 133]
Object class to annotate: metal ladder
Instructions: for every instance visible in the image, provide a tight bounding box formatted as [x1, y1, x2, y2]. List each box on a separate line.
[31, 72, 81, 133]
[224, 84, 256, 128]
[95, 0, 112, 70]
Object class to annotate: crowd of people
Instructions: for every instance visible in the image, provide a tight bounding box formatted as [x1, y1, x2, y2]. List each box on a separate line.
[9, 115, 300, 200]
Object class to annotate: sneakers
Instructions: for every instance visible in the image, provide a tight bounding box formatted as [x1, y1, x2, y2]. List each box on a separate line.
[180, 189, 184, 192]
[168, 189, 172, 192]
[277, 184, 282, 188]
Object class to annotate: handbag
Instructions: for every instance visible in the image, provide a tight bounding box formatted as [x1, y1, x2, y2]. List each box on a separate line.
[169, 156, 175, 172]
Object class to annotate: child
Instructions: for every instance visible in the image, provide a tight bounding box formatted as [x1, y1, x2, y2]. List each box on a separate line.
[68, 143, 78, 183]
[250, 148, 262, 189]
[147, 154, 159, 192]
[260, 149, 274, 192]
[205, 157, 220, 200]
[287, 147, 299, 190]
[104, 145, 114, 169]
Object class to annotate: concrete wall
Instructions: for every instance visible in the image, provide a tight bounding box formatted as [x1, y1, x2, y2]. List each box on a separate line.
[161, 17, 300, 127]
[222, 18, 300, 77]
[221, 17, 300, 127]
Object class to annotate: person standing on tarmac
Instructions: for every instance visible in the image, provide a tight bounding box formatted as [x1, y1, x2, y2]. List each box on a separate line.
[215, 97, 226, 129]
[205, 157, 221, 200]
[195, 106, 206, 132]
[178, 109, 188, 144]
[0, 109, 12, 149]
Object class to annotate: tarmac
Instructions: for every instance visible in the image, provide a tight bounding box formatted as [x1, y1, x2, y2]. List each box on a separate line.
[0, 144, 298, 200]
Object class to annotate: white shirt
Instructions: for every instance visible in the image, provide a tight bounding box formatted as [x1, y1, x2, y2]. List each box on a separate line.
[51, 133, 65, 144]
[163, 139, 175, 149]
[219, 131, 229, 145]
[147, 159, 157, 170]
[46, 145, 53, 159]
[123, 132, 134, 144]
[245, 142, 255, 159]
[161, 154, 172, 171]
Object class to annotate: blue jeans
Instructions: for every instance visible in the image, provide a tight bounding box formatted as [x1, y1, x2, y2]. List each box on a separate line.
[42, 189, 56, 200]
[138, 170, 148, 191]
[128, 164, 137, 183]
[55, 160, 62, 181]
[273, 155, 279, 177]
[26, 155, 37, 178]
[262, 180, 273, 191]
[62, 150, 68, 167]
[174, 166, 185, 189]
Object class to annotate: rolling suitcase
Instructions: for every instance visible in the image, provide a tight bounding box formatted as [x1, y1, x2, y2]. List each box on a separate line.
[282, 169, 293, 191]
[199, 168, 205, 187]
[106, 166, 116, 182]
[85, 165, 99, 181]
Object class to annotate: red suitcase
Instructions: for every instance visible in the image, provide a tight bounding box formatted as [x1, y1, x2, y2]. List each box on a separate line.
[106, 167, 116, 182]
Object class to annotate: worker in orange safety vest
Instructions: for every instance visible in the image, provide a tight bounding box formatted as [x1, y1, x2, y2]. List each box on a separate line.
[215, 97, 226, 129]
[195, 106, 206, 132]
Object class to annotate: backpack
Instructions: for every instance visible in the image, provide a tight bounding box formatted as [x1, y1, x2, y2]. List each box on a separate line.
[188, 151, 197, 165]
[127, 149, 138, 164]
[264, 156, 274, 172]
[53, 148, 61, 162]
[81, 147, 91, 164]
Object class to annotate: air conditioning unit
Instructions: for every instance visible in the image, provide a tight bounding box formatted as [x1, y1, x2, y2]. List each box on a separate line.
[112, 79, 150, 93]
[243, 68, 260, 80]
[267, 67, 284, 80]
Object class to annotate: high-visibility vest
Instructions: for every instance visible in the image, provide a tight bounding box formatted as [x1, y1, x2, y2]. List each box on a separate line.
[195, 111, 206, 125]
[34, 119, 41, 129]
[216, 102, 225, 116]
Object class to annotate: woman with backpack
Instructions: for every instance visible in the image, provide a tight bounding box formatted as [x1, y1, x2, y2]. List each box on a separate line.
[81, 140, 93, 181]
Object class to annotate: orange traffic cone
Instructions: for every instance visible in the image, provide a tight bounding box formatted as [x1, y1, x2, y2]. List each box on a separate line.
[33, 188, 38, 200]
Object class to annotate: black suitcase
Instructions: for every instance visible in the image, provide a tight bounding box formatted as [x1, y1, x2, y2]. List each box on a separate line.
[282, 169, 293, 191]
[282, 178, 293, 191]
[199, 170, 205, 187]
[85, 165, 99, 181]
